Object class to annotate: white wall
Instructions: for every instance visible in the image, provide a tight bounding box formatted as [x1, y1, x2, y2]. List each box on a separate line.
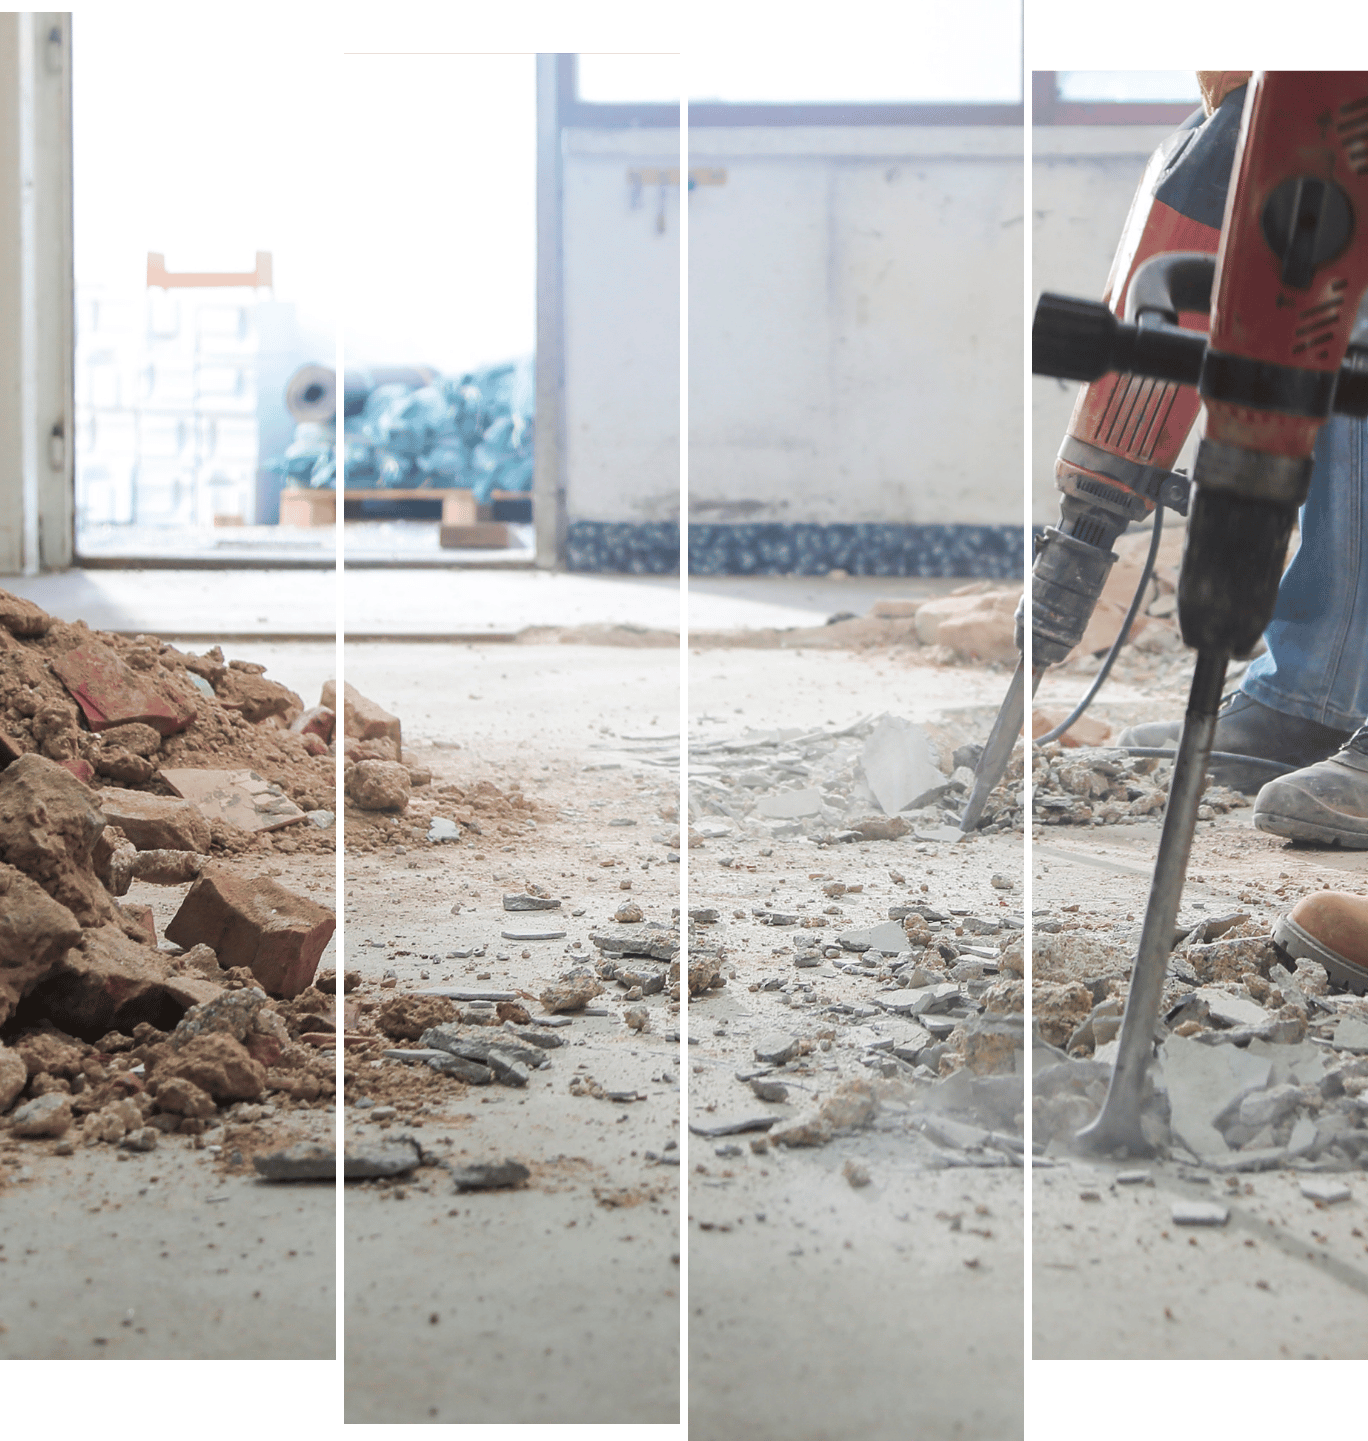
[1031, 125, 1190, 523]
[561, 128, 680, 525]
[687, 126, 1022, 527]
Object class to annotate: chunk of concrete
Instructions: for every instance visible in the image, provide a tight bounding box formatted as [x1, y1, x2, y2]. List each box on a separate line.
[346, 759, 410, 813]
[0, 1044, 28, 1111]
[450, 1158, 530, 1190]
[8, 1092, 73, 1137]
[754, 788, 824, 820]
[98, 789, 211, 853]
[1331, 1016, 1368, 1054]
[1193, 986, 1269, 1030]
[1300, 1176, 1352, 1204]
[344, 1138, 421, 1179]
[1160, 1034, 1272, 1158]
[839, 919, 911, 954]
[254, 1141, 336, 1181]
[754, 1032, 801, 1065]
[1238, 1083, 1303, 1129]
[861, 714, 946, 815]
[1172, 1200, 1229, 1226]
[0, 754, 118, 927]
[158, 1033, 266, 1102]
[539, 971, 603, 1014]
[164, 864, 336, 998]
[0, 861, 83, 1026]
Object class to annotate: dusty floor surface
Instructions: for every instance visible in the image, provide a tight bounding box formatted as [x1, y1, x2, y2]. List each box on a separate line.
[342, 643, 681, 1424]
[338, 648, 1026, 1435]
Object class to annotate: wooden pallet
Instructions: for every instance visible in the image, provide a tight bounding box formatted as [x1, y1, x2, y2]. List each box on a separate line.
[279, 487, 530, 533]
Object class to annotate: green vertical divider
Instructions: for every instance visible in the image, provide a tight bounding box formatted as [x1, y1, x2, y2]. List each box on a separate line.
[1026, 2, 1366, 1441]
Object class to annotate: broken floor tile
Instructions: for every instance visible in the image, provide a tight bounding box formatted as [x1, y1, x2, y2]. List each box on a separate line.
[161, 767, 306, 834]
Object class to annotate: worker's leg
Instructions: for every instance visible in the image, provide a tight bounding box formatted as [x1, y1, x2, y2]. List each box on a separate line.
[1240, 413, 1368, 731]
[1119, 414, 1366, 791]
[1248, 414, 1368, 844]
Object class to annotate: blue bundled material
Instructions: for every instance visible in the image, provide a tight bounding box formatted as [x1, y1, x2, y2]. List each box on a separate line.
[267, 357, 534, 505]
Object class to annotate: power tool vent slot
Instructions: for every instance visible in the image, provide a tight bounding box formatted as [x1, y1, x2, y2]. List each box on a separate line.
[1072, 474, 1123, 505]
[1091, 374, 1177, 462]
[1335, 95, 1368, 175]
[1292, 280, 1348, 359]
[1066, 515, 1114, 550]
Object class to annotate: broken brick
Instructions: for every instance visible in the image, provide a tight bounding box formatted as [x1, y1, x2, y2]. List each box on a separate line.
[51, 641, 196, 736]
[289, 706, 335, 744]
[321, 680, 400, 748]
[164, 864, 335, 999]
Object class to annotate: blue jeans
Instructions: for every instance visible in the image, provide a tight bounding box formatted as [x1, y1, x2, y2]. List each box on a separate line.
[1241, 414, 1368, 732]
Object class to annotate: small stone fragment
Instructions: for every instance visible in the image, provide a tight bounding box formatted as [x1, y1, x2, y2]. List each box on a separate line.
[9, 1092, 73, 1137]
[1300, 1177, 1351, 1205]
[1171, 1201, 1229, 1227]
[450, 1158, 530, 1191]
[842, 1159, 871, 1188]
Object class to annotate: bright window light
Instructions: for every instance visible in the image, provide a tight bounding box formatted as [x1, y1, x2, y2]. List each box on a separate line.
[576, 53, 680, 103]
[683, 12, 1021, 104]
[343, 54, 536, 372]
[1056, 71, 1201, 103]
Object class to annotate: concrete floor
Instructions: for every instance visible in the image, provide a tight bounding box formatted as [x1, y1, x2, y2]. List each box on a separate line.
[1, 566, 969, 642]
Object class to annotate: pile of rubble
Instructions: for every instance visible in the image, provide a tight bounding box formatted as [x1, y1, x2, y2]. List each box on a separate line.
[1031, 743, 1248, 828]
[686, 866, 1026, 1170]
[0, 587, 339, 1169]
[1034, 916, 1368, 1174]
[0, 589, 335, 842]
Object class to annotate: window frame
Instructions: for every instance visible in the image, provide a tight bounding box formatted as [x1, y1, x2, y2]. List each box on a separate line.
[1032, 70, 1198, 125]
[560, 53, 1023, 128]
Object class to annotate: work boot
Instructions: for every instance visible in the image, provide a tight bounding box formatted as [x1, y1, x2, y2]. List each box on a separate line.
[1253, 724, 1368, 847]
[1272, 890, 1368, 993]
[1117, 691, 1351, 793]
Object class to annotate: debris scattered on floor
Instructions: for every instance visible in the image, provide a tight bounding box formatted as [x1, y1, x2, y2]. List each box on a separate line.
[1032, 743, 1249, 828]
[0, 588, 338, 1176]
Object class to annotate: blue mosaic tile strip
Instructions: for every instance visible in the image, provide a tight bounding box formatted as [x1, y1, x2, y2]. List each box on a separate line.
[566, 521, 680, 574]
[562, 521, 1033, 577]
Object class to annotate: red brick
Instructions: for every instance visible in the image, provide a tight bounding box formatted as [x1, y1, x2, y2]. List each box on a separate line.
[52, 642, 196, 736]
[164, 865, 335, 999]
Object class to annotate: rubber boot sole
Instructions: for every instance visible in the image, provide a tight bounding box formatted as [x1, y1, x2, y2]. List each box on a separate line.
[1272, 913, 1368, 994]
[1252, 809, 1368, 847]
